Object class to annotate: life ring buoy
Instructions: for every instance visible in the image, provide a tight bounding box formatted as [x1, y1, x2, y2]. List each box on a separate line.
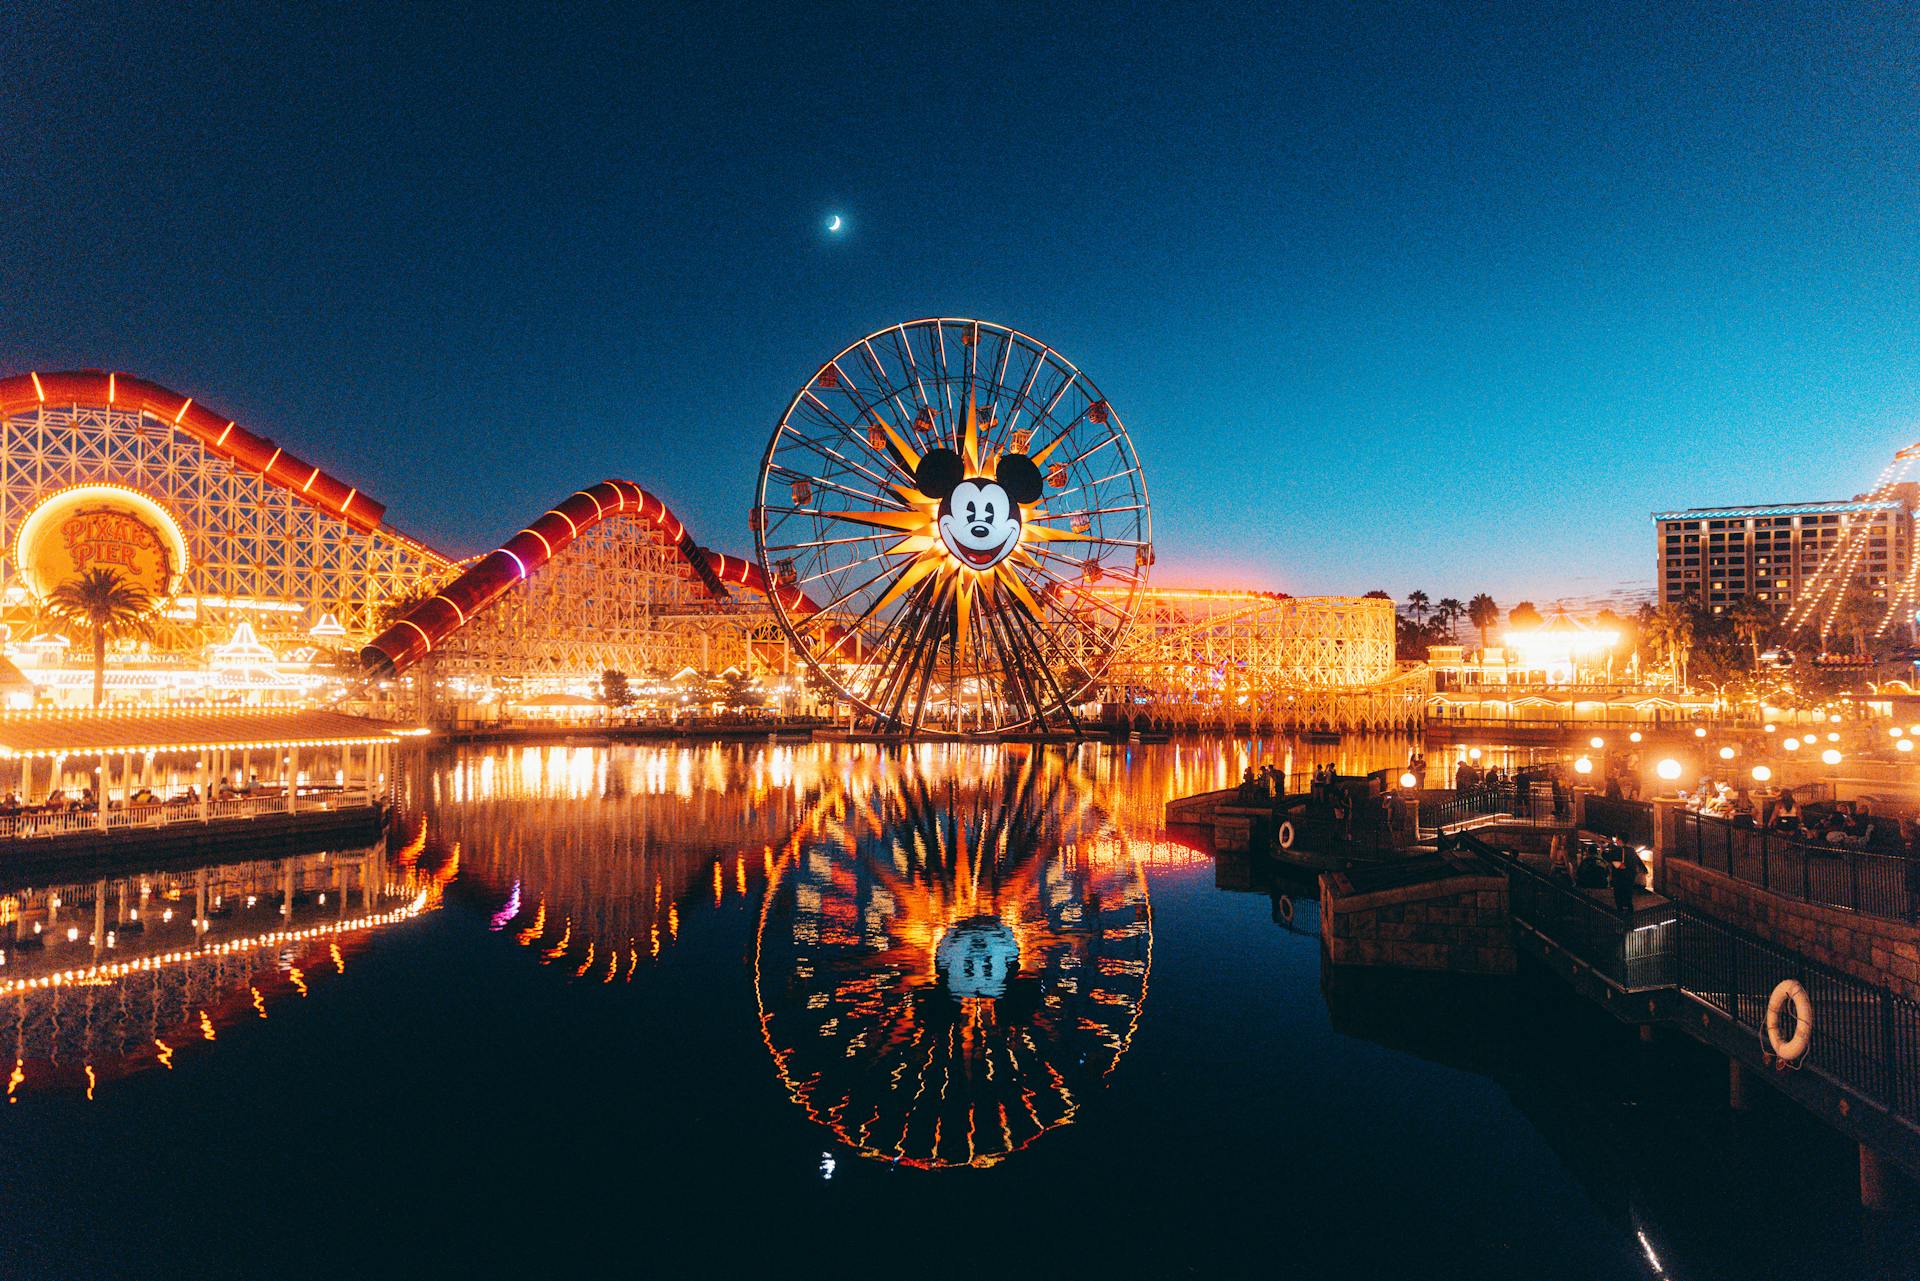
[1766, 979, 1814, 1064]
[1277, 820, 1296, 850]
[1276, 894, 1295, 925]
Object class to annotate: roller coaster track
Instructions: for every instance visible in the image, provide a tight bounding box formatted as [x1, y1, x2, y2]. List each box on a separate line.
[361, 481, 823, 677]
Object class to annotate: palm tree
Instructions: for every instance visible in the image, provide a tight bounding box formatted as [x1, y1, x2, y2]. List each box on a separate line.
[1832, 588, 1879, 657]
[1435, 597, 1465, 641]
[1467, 594, 1500, 651]
[1648, 601, 1694, 689]
[45, 568, 154, 708]
[1404, 590, 1430, 627]
[1727, 597, 1771, 669]
[1508, 600, 1543, 631]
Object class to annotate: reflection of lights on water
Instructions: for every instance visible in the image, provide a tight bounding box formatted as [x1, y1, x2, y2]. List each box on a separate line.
[819, 1152, 837, 1181]
[1637, 1229, 1664, 1276]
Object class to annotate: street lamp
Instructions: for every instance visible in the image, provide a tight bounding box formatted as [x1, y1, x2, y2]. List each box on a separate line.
[1574, 756, 1593, 775]
[1657, 758, 1683, 781]
[1822, 748, 1843, 766]
[1783, 737, 1800, 751]
[1718, 746, 1736, 760]
[1589, 736, 1605, 749]
[1752, 765, 1773, 783]
[1399, 771, 1417, 789]
[1629, 731, 1643, 743]
[1900, 740, 1915, 754]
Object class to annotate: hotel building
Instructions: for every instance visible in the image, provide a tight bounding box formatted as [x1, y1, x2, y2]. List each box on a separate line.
[1654, 496, 1915, 615]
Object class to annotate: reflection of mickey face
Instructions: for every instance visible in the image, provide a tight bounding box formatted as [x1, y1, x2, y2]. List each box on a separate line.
[934, 915, 1022, 999]
[914, 448, 1043, 573]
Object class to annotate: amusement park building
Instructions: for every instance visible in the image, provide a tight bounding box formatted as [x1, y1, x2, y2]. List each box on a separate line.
[0, 371, 773, 710]
[0, 369, 1424, 728]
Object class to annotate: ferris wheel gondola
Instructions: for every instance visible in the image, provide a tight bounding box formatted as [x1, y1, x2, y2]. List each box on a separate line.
[753, 318, 1150, 734]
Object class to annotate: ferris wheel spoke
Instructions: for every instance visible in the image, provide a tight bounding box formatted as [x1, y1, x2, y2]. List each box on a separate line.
[761, 530, 901, 554]
[977, 593, 1040, 727]
[791, 556, 914, 631]
[1040, 464, 1144, 507]
[1029, 503, 1147, 525]
[1021, 557, 1137, 624]
[778, 423, 908, 497]
[889, 329, 938, 438]
[1002, 591, 1083, 722]
[872, 578, 947, 725]
[999, 344, 1046, 439]
[795, 397, 919, 490]
[793, 543, 905, 589]
[766, 464, 903, 511]
[821, 363, 921, 466]
[790, 402, 910, 492]
[1029, 404, 1093, 467]
[856, 340, 925, 433]
[1069, 434, 1122, 466]
[930, 323, 957, 428]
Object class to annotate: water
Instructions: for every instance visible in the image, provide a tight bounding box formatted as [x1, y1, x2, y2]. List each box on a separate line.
[0, 739, 1914, 1280]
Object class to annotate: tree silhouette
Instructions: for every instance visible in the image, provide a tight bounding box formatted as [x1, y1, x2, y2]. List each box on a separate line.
[1467, 594, 1500, 650]
[1832, 589, 1878, 657]
[1727, 597, 1771, 668]
[45, 568, 154, 708]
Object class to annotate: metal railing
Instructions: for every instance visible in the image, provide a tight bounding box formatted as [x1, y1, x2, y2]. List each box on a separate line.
[1420, 785, 1572, 834]
[1583, 795, 1654, 846]
[1675, 812, 1917, 921]
[1673, 908, 1920, 1124]
[1457, 832, 1675, 990]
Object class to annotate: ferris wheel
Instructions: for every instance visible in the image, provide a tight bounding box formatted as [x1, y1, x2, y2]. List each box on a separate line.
[752, 317, 1151, 734]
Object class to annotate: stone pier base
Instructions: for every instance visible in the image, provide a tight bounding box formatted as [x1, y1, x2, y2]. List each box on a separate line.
[1320, 850, 1515, 975]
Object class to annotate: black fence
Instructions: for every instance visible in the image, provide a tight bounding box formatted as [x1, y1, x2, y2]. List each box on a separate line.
[1421, 785, 1572, 833]
[1453, 833, 1675, 991]
[1672, 908, 1920, 1124]
[1583, 795, 1654, 846]
[1675, 812, 1917, 921]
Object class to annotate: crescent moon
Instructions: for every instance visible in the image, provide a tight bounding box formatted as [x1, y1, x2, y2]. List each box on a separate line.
[827, 215, 843, 232]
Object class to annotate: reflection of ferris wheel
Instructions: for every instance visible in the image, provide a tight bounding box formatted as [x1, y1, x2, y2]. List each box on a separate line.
[753, 318, 1151, 735]
[753, 751, 1151, 1169]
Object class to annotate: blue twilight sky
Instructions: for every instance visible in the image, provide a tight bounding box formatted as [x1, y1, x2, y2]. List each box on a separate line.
[3, 2, 1917, 608]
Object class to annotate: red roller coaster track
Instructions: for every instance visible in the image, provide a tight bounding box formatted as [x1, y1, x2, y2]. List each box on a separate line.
[0, 370, 817, 678]
[0, 370, 386, 533]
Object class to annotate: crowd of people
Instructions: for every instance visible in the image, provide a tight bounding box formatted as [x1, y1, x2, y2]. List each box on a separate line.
[1677, 780, 1920, 856]
[1547, 833, 1645, 913]
[1453, 759, 1575, 821]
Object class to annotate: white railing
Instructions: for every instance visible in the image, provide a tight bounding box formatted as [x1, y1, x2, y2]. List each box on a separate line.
[0, 789, 378, 840]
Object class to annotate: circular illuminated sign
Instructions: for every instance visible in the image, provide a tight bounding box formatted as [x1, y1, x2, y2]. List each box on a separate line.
[914, 448, 1044, 573]
[14, 484, 189, 604]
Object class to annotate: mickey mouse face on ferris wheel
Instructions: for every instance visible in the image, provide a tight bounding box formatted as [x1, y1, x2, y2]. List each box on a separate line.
[914, 448, 1044, 572]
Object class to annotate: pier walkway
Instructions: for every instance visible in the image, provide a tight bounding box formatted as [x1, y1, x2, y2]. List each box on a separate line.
[1449, 829, 1920, 1187]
